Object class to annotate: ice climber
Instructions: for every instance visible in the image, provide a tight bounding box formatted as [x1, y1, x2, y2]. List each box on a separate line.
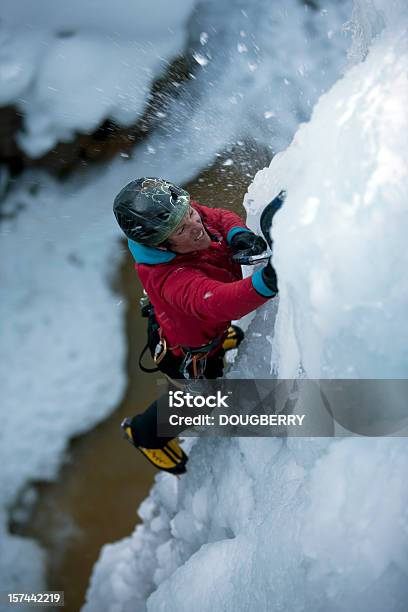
[113, 177, 279, 474]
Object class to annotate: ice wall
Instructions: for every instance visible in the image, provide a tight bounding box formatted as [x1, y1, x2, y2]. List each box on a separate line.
[83, 1, 408, 610]
[246, 0, 408, 379]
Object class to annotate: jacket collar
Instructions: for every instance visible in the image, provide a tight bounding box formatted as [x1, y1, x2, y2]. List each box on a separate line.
[128, 239, 177, 265]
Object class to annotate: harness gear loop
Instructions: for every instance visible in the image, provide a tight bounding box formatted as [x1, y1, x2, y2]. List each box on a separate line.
[138, 293, 244, 380]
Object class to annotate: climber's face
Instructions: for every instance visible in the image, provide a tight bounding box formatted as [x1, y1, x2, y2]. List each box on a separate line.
[166, 206, 212, 253]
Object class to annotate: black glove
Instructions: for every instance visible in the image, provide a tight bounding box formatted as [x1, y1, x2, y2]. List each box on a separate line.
[230, 230, 267, 256]
[261, 259, 278, 294]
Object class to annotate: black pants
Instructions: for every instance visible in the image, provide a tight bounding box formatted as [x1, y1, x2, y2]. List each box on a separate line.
[130, 352, 225, 448]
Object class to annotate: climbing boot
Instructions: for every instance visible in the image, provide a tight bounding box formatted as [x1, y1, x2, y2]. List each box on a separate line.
[121, 417, 188, 475]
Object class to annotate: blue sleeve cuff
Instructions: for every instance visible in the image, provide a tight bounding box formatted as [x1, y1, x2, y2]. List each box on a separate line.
[226, 226, 252, 244]
[251, 268, 278, 298]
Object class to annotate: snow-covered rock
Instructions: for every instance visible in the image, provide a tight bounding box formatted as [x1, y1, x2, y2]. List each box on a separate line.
[0, 0, 350, 158]
[0, 0, 197, 157]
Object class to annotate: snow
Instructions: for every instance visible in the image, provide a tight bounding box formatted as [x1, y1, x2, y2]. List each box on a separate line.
[0, 0, 350, 158]
[0, 0, 197, 157]
[82, 1, 408, 611]
[137, 0, 351, 166]
[0, 171, 127, 594]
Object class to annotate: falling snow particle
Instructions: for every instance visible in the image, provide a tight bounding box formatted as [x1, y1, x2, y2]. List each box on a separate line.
[264, 111, 275, 119]
[200, 32, 208, 45]
[223, 158, 233, 167]
[237, 43, 248, 53]
[193, 52, 209, 66]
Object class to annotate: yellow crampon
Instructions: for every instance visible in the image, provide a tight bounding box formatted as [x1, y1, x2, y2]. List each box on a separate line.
[122, 420, 188, 475]
[222, 325, 244, 351]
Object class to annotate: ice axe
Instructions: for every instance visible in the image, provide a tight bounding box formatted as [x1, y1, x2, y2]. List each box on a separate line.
[232, 190, 286, 265]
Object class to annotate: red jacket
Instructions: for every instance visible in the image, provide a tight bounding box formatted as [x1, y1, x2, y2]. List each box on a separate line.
[128, 202, 276, 356]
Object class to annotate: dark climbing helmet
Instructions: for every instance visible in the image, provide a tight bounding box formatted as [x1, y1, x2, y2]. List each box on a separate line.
[113, 177, 190, 246]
